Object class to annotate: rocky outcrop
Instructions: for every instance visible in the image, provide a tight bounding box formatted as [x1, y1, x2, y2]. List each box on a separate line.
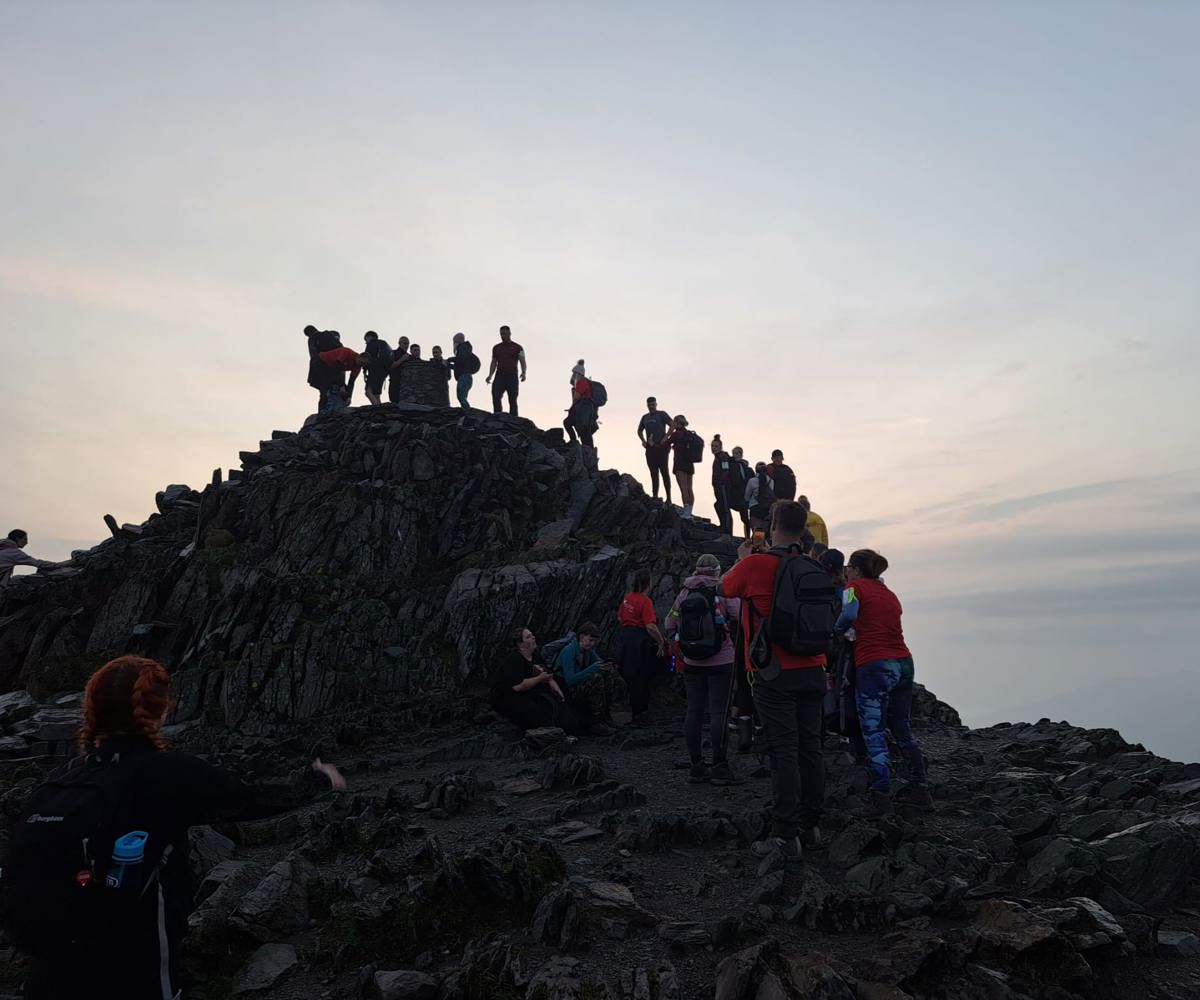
[0, 406, 737, 730]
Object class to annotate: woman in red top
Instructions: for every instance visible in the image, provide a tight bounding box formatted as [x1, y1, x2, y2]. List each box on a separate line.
[835, 549, 929, 814]
[563, 360, 597, 448]
[616, 569, 666, 725]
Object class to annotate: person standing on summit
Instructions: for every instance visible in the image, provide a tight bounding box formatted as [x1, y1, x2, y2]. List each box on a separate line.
[637, 397, 674, 505]
[711, 436, 734, 535]
[449, 332, 479, 409]
[767, 450, 797, 501]
[486, 325, 526, 416]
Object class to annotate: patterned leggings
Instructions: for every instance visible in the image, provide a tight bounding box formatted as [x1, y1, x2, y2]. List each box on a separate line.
[856, 657, 927, 792]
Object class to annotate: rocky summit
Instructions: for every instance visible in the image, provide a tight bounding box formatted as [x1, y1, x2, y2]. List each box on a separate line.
[2, 408, 1200, 1000]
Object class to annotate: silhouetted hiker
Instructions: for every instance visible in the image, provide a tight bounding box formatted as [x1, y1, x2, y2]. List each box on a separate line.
[362, 330, 393, 406]
[721, 501, 836, 861]
[563, 360, 597, 448]
[1, 656, 345, 1000]
[550, 622, 624, 736]
[616, 569, 666, 726]
[387, 336, 411, 404]
[486, 325, 526, 415]
[408, 343, 422, 360]
[798, 495, 828, 547]
[304, 325, 341, 409]
[710, 436, 734, 534]
[317, 345, 365, 413]
[768, 450, 797, 501]
[820, 548, 866, 764]
[745, 462, 776, 532]
[0, 530, 63, 586]
[449, 332, 480, 409]
[728, 446, 752, 539]
[490, 628, 573, 731]
[836, 549, 930, 814]
[666, 555, 742, 784]
[666, 415, 703, 520]
[637, 397, 674, 504]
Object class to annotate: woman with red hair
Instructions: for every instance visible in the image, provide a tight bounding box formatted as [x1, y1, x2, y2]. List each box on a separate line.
[4, 655, 345, 1000]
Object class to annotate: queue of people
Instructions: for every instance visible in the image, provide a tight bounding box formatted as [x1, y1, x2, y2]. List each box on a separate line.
[487, 496, 930, 862]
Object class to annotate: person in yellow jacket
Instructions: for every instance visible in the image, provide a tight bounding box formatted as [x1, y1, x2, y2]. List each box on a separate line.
[798, 496, 828, 547]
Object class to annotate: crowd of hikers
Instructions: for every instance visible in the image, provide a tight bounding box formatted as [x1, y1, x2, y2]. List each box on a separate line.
[0, 330, 925, 997]
[490, 498, 930, 861]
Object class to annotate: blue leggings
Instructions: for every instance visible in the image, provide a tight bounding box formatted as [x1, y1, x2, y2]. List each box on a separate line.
[856, 657, 926, 792]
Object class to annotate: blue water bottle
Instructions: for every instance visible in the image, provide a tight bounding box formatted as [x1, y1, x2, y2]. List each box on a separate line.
[106, 831, 149, 889]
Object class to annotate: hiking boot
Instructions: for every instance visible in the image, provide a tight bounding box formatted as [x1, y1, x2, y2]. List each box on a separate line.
[735, 717, 754, 753]
[588, 722, 615, 737]
[895, 783, 934, 809]
[709, 761, 744, 785]
[798, 826, 823, 850]
[688, 762, 711, 783]
[750, 836, 803, 862]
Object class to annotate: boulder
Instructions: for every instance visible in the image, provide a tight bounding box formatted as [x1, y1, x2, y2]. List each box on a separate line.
[233, 943, 298, 994]
[370, 969, 439, 1000]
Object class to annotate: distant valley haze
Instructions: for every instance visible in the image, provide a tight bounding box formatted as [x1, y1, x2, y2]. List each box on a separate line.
[1, 2, 1197, 760]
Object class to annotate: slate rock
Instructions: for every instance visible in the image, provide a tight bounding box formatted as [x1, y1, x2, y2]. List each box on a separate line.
[370, 969, 439, 1000]
[233, 943, 298, 994]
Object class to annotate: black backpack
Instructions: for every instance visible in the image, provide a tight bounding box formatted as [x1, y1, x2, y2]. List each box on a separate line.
[751, 471, 776, 518]
[368, 339, 392, 371]
[686, 430, 705, 463]
[589, 380, 608, 407]
[772, 464, 797, 501]
[461, 345, 482, 375]
[749, 547, 837, 669]
[678, 588, 724, 660]
[0, 754, 159, 953]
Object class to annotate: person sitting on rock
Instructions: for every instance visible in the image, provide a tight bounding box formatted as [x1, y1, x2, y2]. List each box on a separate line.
[0, 529, 66, 585]
[665, 554, 742, 784]
[4, 655, 345, 1000]
[490, 627, 574, 732]
[616, 569, 667, 726]
[836, 549, 930, 814]
[387, 336, 411, 404]
[551, 622, 624, 736]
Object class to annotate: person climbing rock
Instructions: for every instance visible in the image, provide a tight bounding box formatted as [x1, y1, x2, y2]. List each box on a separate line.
[486, 325, 526, 416]
[362, 330, 393, 406]
[2, 656, 345, 1000]
[836, 549, 930, 814]
[304, 325, 342, 411]
[637, 397, 674, 504]
[490, 627, 573, 731]
[666, 554, 742, 784]
[562, 361, 597, 448]
[721, 500, 832, 861]
[0, 530, 64, 585]
[616, 569, 666, 726]
[551, 622, 624, 736]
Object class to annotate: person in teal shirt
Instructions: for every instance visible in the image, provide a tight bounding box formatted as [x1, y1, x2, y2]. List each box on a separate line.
[552, 622, 625, 736]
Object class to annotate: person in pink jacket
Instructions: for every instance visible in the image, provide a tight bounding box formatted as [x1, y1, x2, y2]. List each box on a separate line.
[665, 554, 742, 784]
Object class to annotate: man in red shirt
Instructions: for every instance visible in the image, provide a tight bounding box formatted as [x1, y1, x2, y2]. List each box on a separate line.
[721, 500, 826, 861]
[485, 325, 526, 416]
[317, 347, 365, 414]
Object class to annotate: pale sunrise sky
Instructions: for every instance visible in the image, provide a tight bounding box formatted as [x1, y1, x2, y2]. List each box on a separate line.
[2, 3, 1198, 757]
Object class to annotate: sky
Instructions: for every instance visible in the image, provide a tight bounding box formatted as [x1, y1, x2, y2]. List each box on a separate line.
[2, 2, 1198, 758]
